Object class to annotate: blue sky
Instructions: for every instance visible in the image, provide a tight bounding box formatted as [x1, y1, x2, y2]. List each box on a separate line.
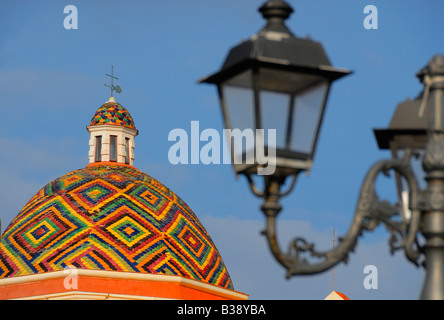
[1, 0, 444, 300]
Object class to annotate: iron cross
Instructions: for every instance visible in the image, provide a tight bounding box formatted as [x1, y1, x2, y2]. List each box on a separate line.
[104, 66, 121, 97]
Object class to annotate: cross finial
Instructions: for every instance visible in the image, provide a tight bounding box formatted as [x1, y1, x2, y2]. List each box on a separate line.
[104, 66, 122, 98]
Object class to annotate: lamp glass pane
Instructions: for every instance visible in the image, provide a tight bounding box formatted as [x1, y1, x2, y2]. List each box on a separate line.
[291, 82, 328, 154]
[255, 68, 329, 155]
[221, 70, 255, 166]
[259, 90, 290, 150]
[222, 70, 254, 131]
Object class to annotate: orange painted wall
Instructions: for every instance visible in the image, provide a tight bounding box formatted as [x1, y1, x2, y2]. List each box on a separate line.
[0, 276, 242, 300]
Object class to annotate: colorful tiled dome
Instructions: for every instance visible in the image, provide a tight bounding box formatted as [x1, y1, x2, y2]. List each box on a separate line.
[0, 165, 233, 290]
[90, 101, 136, 130]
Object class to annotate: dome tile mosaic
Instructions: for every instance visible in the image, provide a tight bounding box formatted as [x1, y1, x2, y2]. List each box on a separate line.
[90, 102, 136, 129]
[0, 165, 233, 290]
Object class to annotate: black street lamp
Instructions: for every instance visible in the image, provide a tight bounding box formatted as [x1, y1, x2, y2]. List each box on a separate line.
[200, 0, 350, 178]
[200, 0, 444, 300]
[374, 78, 428, 223]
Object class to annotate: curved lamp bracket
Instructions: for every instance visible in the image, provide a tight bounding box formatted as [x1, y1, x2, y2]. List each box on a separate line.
[246, 173, 298, 199]
[246, 152, 423, 278]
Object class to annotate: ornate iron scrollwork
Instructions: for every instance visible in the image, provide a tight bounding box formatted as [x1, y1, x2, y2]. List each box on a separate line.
[245, 151, 423, 278]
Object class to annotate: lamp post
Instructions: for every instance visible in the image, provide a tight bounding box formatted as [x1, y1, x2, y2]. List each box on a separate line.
[200, 0, 444, 300]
